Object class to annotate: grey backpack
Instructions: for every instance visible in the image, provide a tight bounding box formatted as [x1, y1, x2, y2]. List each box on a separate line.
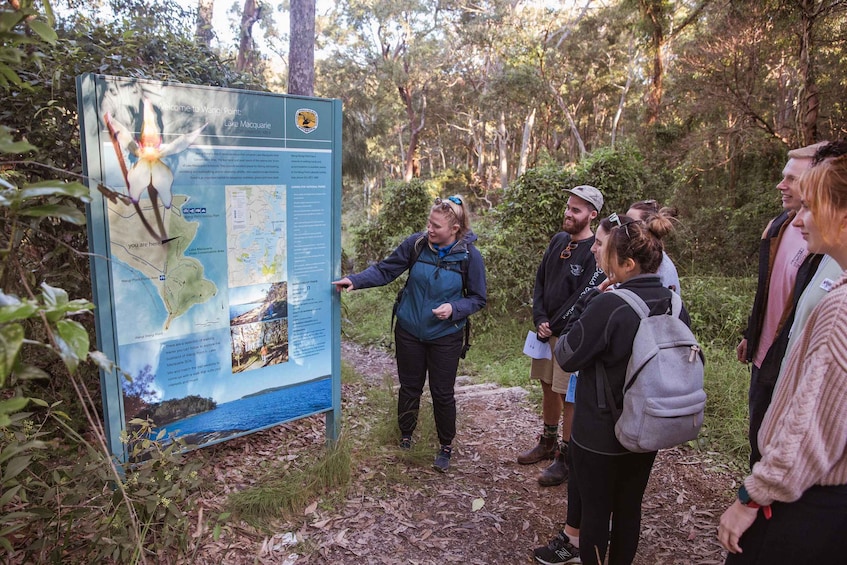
[596, 289, 706, 453]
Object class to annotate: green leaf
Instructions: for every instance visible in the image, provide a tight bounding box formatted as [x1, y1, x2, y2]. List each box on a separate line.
[0, 323, 24, 387]
[0, 397, 29, 416]
[2, 455, 32, 484]
[0, 137, 34, 154]
[55, 320, 89, 373]
[40, 283, 68, 309]
[0, 302, 38, 323]
[19, 204, 86, 225]
[0, 484, 22, 506]
[12, 364, 49, 381]
[20, 180, 90, 201]
[0, 11, 25, 34]
[27, 19, 58, 44]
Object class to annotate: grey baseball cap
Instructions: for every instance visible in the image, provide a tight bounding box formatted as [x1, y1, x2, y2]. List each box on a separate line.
[564, 185, 603, 212]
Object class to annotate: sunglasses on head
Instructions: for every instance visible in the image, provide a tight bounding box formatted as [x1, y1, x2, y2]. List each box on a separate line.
[608, 213, 638, 238]
[435, 195, 463, 207]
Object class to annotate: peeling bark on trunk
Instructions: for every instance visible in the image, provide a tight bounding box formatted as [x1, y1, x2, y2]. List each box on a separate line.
[236, 0, 261, 73]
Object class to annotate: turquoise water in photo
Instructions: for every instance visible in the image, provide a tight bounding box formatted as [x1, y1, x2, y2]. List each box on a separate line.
[158, 377, 331, 437]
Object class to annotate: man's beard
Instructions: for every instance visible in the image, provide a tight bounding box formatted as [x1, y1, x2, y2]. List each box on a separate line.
[563, 215, 589, 235]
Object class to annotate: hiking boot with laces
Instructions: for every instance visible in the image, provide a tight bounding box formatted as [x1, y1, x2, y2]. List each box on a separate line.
[517, 434, 558, 465]
[432, 445, 452, 472]
[538, 443, 568, 486]
[399, 435, 412, 450]
[533, 530, 581, 565]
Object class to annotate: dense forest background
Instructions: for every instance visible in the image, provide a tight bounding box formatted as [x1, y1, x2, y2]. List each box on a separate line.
[2, 0, 847, 562]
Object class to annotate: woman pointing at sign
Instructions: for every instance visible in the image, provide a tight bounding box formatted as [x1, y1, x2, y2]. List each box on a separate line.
[333, 195, 486, 472]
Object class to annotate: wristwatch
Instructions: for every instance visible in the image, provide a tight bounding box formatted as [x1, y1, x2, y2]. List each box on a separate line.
[738, 484, 772, 519]
[737, 485, 759, 507]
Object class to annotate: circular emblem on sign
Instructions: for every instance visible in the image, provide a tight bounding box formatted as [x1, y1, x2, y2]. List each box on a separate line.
[295, 109, 318, 133]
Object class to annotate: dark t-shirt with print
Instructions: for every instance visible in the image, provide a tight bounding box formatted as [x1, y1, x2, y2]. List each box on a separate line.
[532, 232, 603, 336]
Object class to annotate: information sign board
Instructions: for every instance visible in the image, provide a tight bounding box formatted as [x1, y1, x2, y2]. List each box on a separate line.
[76, 74, 342, 459]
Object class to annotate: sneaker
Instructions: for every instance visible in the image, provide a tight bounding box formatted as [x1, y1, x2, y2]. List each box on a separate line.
[399, 435, 412, 450]
[432, 445, 452, 472]
[533, 530, 580, 565]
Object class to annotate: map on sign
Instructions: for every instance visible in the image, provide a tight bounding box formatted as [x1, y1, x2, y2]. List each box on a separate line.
[226, 185, 287, 288]
[107, 194, 218, 332]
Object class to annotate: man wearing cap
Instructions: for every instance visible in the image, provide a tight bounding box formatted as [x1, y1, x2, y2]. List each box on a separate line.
[517, 185, 605, 487]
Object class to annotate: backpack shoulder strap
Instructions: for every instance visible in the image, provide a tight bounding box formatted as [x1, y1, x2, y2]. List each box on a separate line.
[611, 288, 650, 318]
[390, 234, 429, 345]
[669, 291, 683, 319]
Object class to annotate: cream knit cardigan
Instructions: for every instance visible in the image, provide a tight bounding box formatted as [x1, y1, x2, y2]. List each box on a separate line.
[747, 271, 847, 505]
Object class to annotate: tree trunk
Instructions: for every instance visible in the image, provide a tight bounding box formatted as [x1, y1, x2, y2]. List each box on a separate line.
[236, 0, 261, 73]
[798, 0, 819, 144]
[288, 0, 316, 96]
[518, 107, 536, 176]
[195, 0, 215, 46]
[549, 84, 586, 158]
[611, 71, 633, 149]
[498, 110, 508, 189]
[475, 117, 486, 180]
[399, 85, 425, 182]
[642, 0, 665, 126]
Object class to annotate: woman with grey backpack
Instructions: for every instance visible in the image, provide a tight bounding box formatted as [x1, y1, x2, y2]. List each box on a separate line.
[535, 210, 689, 565]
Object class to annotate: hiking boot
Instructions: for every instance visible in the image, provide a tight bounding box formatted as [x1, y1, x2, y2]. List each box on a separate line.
[399, 435, 413, 450]
[517, 434, 558, 465]
[538, 444, 568, 487]
[533, 530, 581, 564]
[432, 445, 452, 472]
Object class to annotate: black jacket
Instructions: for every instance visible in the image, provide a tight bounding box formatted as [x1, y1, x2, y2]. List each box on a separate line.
[555, 274, 690, 455]
[744, 211, 822, 385]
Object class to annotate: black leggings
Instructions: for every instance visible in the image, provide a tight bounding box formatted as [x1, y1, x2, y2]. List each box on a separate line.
[571, 442, 656, 565]
[394, 325, 463, 446]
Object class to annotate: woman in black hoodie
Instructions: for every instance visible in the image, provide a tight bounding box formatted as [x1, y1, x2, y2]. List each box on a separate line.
[550, 211, 688, 565]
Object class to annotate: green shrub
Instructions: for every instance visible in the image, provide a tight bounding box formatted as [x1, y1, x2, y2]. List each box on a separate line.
[681, 276, 756, 347]
[351, 179, 434, 269]
[480, 144, 657, 314]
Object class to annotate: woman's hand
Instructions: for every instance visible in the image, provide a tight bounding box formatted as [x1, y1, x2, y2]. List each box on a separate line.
[432, 303, 453, 320]
[537, 321, 552, 339]
[332, 277, 355, 292]
[718, 499, 758, 554]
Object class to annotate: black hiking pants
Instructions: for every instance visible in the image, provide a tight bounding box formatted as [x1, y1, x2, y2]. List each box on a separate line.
[395, 325, 463, 446]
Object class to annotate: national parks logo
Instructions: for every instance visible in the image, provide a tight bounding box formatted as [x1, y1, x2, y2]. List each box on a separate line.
[295, 108, 318, 133]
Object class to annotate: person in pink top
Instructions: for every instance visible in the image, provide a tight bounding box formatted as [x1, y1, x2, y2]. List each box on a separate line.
[736, 142, 828, 468]
[718, 151, 847, 563]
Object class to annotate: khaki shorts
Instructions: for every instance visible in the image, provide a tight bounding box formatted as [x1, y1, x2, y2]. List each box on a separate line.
[529, 335, 574, 398]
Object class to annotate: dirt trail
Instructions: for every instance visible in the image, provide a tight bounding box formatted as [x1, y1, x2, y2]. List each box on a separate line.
[190, 341, 735, 564]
